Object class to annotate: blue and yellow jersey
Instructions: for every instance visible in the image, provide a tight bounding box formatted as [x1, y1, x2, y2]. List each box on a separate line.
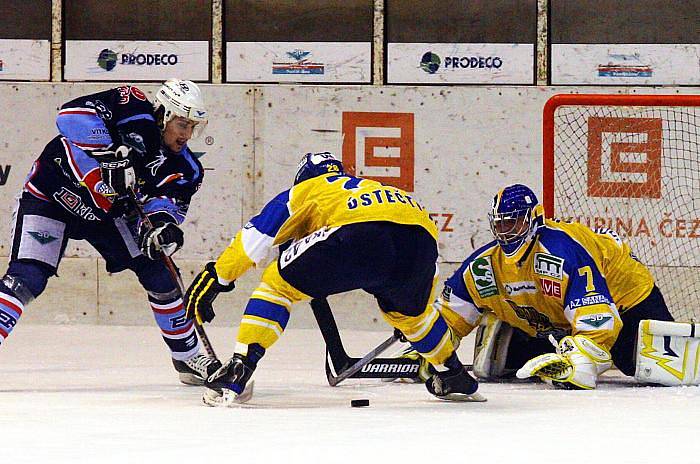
[435, 219, 655, 350]
[214, 173, 438, 282]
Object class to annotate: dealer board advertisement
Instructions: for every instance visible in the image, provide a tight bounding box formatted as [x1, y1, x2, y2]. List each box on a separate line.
[0, 39, 50, 81]
[551, 44, 700, 85]
[387, 43, 535, 84]
[226, 42, 371, 83]
[64, 40, 209, 81]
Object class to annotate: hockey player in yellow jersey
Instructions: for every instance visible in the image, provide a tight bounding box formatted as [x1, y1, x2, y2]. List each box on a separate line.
[183, 152, 481, 405]
[431, 184, 674, 389]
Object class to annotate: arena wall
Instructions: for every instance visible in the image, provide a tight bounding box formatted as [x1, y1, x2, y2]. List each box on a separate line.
[0, 83, 696, 330]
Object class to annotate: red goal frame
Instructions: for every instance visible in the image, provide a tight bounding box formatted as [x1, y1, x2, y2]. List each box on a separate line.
[542, 94, 700, 217]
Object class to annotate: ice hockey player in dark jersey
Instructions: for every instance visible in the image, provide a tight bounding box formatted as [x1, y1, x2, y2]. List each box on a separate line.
[184, 152, 484, 406]
[0, 79, 220, 385]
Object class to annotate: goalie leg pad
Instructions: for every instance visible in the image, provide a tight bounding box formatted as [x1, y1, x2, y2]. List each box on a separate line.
[612, 285, 673, 376]
[635, 320, 700, 386]
[473, 312, 514, 380]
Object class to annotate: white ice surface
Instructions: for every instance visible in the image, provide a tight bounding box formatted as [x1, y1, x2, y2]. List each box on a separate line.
[2, 324, 699, 464]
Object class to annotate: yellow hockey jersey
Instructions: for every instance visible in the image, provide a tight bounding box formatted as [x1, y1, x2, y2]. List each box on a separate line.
[213, 173, 438, 281]
[435, 219, 655, 350]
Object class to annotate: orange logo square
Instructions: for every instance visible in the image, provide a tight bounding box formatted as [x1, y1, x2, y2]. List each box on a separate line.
[342, 112, 414, 191]
[587, 117, 662, 198]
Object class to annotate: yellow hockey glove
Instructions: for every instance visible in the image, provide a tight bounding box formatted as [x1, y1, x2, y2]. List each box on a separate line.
[184, 262, 235, 324]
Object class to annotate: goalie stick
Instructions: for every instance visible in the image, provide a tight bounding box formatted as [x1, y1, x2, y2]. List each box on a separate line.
[310, 298, 422, 386]
[125, 189, 218, 361]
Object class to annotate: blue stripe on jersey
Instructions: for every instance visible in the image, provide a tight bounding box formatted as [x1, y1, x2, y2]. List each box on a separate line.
[180, 147, 201, 182]
[56, 113, 112, 147]
[538, 227, 612, 303]
[411, 316, 449, 354]
[248, 190, 291, 237]
[143, 197, 185, 224]
[116, 113, 156, 125]
[64, 143, 99, 180]
[243, 298, 290, 329]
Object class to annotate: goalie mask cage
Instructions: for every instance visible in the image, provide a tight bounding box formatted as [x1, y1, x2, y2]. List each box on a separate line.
[543, 94, 700, 322]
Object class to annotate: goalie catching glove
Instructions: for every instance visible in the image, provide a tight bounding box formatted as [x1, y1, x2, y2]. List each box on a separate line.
[516, 334, 612, 389]
[184, 262, 236, 324]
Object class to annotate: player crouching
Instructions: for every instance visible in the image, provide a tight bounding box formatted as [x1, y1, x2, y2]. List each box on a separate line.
[404, 184, 698, 389]
[184, 152, 484, 405]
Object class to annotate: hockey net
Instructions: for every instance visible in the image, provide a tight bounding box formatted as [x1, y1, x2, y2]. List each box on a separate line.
[543, 94, 700, 322]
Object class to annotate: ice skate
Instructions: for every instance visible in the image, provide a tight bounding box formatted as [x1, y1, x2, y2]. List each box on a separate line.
[202, 354, 255, 406]
[172, 354, 222, 386]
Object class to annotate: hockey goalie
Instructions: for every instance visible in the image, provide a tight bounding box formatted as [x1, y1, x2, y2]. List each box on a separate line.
[404, 183, 700, 389]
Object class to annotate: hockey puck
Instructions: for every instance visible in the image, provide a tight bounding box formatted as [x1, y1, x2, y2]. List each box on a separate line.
[350, 399, 370, 408]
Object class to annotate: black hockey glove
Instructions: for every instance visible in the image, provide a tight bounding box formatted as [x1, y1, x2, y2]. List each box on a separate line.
[184, 261, 236, 324]
[91, 144, 136, 197]
[138, 217, 184, 260]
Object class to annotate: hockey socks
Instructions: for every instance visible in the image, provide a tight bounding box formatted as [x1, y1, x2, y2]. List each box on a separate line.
[0, 290, 23, 345]
[149, 293, 200, 360]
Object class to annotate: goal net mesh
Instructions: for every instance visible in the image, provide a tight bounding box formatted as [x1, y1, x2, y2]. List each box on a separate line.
[548, 97, 700, 322]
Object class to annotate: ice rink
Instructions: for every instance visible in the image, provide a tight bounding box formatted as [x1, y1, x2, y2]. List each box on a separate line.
[3, 323, 699, 464]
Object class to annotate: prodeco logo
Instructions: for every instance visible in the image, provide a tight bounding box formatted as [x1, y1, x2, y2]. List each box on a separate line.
[420, 51, 441, 74]
[97, 49, 118, 71]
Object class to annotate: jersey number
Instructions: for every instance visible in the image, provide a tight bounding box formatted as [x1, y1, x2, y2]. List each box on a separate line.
[578, 266, 596, 292]
[326, 175, 363, 190]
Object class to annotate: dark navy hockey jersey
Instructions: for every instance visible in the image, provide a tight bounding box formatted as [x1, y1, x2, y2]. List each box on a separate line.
[22, 86, 203, 225]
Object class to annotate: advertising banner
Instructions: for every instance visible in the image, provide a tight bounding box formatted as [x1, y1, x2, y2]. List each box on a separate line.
[551, 44, 700, 85]
[0, 39, 50, 81]
[64, 40, 209, 81]
[387, 43, 535, 84]
[252, 86, 551, 262]
[226, 42, 371, 83]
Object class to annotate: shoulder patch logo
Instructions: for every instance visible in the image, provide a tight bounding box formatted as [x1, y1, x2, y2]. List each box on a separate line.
[534, 253, 564, 279]
[576, 314, 614, 330]
[27, 231, 58, 245]
[469, 256, 498, 298]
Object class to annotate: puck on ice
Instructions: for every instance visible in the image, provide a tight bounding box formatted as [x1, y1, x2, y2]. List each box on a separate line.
[351, 399, 370, 407]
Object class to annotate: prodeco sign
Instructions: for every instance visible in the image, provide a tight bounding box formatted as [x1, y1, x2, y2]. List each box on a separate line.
[65, 40, 209, 81]
[387, 42, 534, 84]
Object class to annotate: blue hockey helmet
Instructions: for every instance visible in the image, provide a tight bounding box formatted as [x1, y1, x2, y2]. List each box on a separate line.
[293, 152, 344, 185]
[488, 184, 543, 256]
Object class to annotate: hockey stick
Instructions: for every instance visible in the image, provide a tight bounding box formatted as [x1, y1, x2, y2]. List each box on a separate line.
[124, 189, 218, 360]
[310, 298, 422, 386]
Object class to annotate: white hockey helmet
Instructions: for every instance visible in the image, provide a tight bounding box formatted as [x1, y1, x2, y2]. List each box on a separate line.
[154, 78, 208, 137]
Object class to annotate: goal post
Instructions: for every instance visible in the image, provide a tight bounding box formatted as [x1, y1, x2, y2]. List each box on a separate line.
[542, 94, 700, 322]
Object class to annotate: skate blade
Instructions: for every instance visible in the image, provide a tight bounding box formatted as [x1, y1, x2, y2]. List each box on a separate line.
[381, 377, 421, 384]
[178, 373, 205, 386]
[202, 381, 255, 407]
[436, 391, 487, 402]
